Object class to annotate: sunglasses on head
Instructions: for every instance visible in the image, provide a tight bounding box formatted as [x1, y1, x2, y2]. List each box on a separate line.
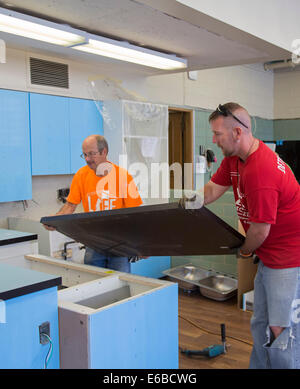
[217, 104, 248, 129]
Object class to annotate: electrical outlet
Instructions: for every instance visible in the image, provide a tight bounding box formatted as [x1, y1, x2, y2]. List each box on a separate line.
[57, 188, 70, 198]
[39, 321, 50, 345]
[57, 188, 70, 203]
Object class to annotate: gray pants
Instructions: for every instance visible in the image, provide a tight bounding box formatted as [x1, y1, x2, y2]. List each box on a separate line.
[249, 262, 300, 369]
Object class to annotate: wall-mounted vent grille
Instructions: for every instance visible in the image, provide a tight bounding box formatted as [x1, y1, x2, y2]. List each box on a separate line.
[30, 57, 69, 89]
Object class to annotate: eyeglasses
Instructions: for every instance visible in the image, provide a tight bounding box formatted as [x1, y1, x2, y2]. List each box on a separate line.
[217, 104, 249, 129]
[80, 151, 100, 159]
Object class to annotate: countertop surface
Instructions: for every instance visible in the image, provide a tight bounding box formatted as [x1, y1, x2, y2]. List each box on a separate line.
[0, 263, 61, 301]
[0, 228, 38, 246]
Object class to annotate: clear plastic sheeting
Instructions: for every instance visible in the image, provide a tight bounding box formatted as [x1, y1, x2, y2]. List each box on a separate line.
[87, 77, 169, 205]
[87, 77, 146, 131]
[102, 100, 169, 205]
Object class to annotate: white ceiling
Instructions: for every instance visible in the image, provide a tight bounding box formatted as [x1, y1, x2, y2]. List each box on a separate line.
[0, 0, 291, 75]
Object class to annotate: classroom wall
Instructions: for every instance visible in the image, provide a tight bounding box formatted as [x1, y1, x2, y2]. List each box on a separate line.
[273, 68, 300, 140]
[0, 47, 276, 276]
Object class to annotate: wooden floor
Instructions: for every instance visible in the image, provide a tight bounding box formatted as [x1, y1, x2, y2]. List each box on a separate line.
[178, 288, 253, 369]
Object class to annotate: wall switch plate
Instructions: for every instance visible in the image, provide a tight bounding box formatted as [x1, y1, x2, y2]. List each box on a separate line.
[39, 321, 50, 344]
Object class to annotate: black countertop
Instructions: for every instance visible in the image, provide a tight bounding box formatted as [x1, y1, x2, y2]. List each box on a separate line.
[0, 229, 37, 247]
[0, 263, 61, 301]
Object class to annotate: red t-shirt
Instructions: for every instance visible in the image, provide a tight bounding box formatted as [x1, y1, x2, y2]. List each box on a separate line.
[211, 140, 300, 268]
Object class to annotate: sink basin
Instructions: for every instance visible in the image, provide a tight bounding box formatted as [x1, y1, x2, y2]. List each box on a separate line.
[198, 275, 237, 301]
[163, 265, 212, 291]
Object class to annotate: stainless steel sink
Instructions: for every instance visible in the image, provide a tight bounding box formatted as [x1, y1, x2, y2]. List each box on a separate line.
[163, 264, 212, 291]
[198, 275, 237, 301]
[163, 265, 237, 300]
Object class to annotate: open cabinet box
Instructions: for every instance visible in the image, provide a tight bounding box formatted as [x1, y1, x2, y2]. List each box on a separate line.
[15, 254, 178, 369]
[58, 274, 178, 368]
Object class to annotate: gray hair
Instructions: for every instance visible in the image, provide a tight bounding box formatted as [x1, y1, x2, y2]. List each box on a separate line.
[209, 102, 245, 122]
[95, 135, 109, 154]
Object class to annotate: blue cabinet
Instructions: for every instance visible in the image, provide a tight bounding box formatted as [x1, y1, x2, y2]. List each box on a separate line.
[30, 94, 103, 175]
[0, 89, 32, 202]
[58, 275, 178, 369]
[0, 263, 61, 369]
[30, 93, 70, 175]
[131, 256, 170, 278]
[69, 98, 103, 173]
[0, 287, 60, 368]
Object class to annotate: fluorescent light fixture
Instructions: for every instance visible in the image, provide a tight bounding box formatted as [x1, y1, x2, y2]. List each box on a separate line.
[73, 38, 187, 70]
[0, 7, 187, 70]
[0, 12, 84, 46]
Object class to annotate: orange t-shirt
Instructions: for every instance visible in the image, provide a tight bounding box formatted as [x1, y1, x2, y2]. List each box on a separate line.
[67, 162, 143, 212]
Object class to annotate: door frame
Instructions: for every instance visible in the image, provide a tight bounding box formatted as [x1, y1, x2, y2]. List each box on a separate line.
[168, 107, 194, 189]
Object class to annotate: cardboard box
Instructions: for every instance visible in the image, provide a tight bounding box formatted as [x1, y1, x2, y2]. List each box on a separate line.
[237, 257, 258, 309]
[242, 290, 254, 312]
[237, 221, 258, 309]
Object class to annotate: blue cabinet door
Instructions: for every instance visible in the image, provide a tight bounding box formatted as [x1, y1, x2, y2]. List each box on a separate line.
[69, 98, 103, 174]
[131, 256, 171, 278]
[0, 89, 32, 202]
[30, 93, 70, 175]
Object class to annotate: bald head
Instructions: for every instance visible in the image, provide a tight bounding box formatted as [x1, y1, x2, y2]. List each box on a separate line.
[230, 107, 251, 132]
[83, 135, 109, 154]
[209, 102, 251, 133]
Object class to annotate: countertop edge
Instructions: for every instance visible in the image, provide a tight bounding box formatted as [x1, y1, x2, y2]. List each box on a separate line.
[0, 276, 62, 301]
[0, 234, 38, 247]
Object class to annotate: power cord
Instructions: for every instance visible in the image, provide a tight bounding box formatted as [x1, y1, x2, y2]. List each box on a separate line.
[41, 333, 53, 369]
[179, 315, 253, 347]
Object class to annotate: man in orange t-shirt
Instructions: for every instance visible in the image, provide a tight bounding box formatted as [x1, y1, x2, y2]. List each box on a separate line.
[43, 134, 142, 273]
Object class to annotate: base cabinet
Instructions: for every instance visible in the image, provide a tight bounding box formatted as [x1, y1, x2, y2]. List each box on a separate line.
[0, 287, 60, 369]
[131, 256, 170, 278]
[7, 254, 179, 369]
[58, 275, 178, 369]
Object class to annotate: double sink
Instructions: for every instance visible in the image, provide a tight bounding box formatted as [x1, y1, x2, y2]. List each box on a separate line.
[163, 264, 237, 301]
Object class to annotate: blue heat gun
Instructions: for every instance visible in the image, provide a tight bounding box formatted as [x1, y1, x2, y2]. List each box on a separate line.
[180, 323, 227, 358]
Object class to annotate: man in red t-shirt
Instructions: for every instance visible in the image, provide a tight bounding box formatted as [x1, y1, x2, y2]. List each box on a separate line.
[185, 102, 300, 369]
